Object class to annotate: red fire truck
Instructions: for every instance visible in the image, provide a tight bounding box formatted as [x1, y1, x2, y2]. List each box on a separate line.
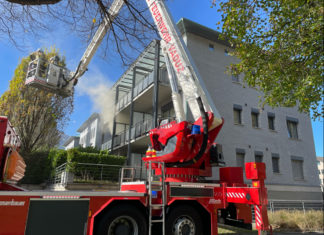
[0, 0, 271, 234]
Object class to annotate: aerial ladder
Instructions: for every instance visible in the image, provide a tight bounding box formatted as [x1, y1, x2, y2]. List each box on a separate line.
[22, 0, 271, 234]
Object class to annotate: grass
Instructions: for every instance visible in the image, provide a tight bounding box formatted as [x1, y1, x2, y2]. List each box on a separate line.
[218, 210, 324, 234]
[268, 210, 324, 232]
[218, 224, 257, 234]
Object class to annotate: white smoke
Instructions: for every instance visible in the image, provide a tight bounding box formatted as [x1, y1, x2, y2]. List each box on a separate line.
[76, 67, 115, 131]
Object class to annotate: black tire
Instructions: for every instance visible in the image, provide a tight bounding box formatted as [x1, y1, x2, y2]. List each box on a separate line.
[166, 205, 203, 235]
[96, 204, 147, 235]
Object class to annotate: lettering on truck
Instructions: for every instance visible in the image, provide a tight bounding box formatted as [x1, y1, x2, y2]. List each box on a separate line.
[0, 199, 25, 206]
[148, 0, 185, 73]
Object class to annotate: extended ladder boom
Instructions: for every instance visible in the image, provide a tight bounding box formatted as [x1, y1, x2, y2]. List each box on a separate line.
[146, 0, 222, 126]
[72, 0, 124, 83]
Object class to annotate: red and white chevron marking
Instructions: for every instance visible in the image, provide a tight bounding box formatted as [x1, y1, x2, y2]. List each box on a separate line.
[255, 205, 262, 228]
[226, 192, 245, 199]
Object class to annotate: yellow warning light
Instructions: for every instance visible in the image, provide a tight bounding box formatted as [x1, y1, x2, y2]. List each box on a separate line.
[253, 182, 259, 187]
[253, 163, 257, 169]
[89, 210, 92, 217]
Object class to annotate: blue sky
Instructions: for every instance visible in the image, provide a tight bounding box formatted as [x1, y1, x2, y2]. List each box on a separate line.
[0, 0, 322, 157]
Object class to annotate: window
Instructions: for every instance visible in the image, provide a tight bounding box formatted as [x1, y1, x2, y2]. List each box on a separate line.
[251, 108, 259, 128]
[233, 105, 242, 124]
[231, 68, 239, 82]
[287, 117, 298, 139]
[209, 44, 214, 51]
[236, 149, 245, 169]
[272, 153, 280, 173]
[232, 74, 239, 82]
[255, 151, 263, 162]
[268, 112, 275, 130]
[291, 157, 304, 180]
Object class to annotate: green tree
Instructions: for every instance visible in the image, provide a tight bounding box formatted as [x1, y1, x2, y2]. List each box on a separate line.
[214, 0, 323, 118]
[0, 48, 73, 153]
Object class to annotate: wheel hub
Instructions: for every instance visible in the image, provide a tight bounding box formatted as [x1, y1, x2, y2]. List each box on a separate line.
[173, 217, 195, 235]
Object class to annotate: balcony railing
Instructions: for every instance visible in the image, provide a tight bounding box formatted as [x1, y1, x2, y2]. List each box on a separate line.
[116, 69, 169, 112]
[101, 118, 153, 150]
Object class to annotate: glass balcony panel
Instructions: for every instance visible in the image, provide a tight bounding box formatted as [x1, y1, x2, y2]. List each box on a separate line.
[134, 86, 139, 97]
[131, 127, 135, 140]
[135, 124, 141, 138]
[114, 135, 121, 147]
[148, 72, 154, 84]
[138, 80, 144, 93]
[127, 93, 131, 104]
[126, 130, 129, 142]
[120, 132, 125, 145]
[143, 77, 148, 88]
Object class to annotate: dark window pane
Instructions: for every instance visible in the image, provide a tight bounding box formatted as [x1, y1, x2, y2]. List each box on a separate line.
[252, 112, 259, 128]
[287, 120, 298, 139]
[233, 109, 242, 124]
[272, 157, 280, 173]
[236, 153, 245, 168]
[268, 116, 275, 130]
[291, 159, 304, 180]
[255, 154, 263, 163]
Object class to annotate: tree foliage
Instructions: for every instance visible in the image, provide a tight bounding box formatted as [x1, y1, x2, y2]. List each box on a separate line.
[214, 0, 323, 118]
[0, 48, 73, 153]
[1, 0, 156, 65]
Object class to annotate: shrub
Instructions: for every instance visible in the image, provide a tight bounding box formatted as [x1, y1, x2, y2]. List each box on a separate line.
[269, 210, 324, 232]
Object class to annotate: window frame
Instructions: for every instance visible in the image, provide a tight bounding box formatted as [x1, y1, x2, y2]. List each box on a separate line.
[233, 104, 242, 125]
[251, 108, 260, 128]
[291, 156, 304, 180]
[286, 117, 299, 139]
[254, 151, 263, 163]
[271, 153, 280, 173]
[267, 112, 275, 130]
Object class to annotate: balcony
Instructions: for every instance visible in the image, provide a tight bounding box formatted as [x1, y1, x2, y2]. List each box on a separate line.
[115, 68, 169, 113]
[101, 118, 153, 151]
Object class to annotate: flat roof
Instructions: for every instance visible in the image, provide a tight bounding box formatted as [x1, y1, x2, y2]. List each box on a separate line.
[177, 18, 230, 47]
[112, 40, 166, 91]
[77, 112, 100, 132]
[63, 136, 80, 147]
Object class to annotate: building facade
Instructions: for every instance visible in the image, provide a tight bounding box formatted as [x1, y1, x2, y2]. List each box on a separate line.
[78, 18, 321, 201]
[77, 112, 102, 149]
[317, 157, 324, 192]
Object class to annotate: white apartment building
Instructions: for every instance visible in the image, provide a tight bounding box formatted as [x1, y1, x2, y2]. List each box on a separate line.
[317, 157, 324, 192]
[77, 112, 102, 149]
[63, 136, 80, 150]
[78, 18, 321, 201]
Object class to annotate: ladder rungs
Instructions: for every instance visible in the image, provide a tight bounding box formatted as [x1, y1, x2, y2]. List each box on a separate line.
[151, 204, 164, 207]
[151, 219, 164, 223]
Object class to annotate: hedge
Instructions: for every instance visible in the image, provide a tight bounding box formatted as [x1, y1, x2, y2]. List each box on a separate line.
[20, 151, 52, 184]
[48, 147, 126, 177]
[18, 147, 126, 184]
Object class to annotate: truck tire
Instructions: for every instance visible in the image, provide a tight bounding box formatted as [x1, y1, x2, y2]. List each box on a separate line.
[96, 204, 147, 235]
[166, 205, 203, 235]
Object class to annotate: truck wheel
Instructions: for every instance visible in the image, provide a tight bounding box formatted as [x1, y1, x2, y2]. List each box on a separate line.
[166, 205, 203, 235]
[96, 204, 147, 235]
